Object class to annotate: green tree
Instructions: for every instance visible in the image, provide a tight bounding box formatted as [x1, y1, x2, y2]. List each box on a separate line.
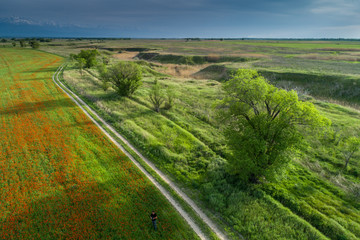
[29, 40, 40, 49]
[76, 58, 86, 76]
[73, 50, 99, 68]
[100, 62, 142, 97]
[149, 79, 165, 112]
[216, 69, 329, 182]
[341, 136, 360, 169]
[19, 40, 26, 47]
[12, 42, 16, 47]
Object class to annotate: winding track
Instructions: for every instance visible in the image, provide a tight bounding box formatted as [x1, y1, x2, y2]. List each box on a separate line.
[52, 65, 229, 240]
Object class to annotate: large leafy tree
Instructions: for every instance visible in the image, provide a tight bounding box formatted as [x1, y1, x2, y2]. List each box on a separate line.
[71, 50, 99, 68]
[99, 62, 142, 97]
[216, 69, 329, 182]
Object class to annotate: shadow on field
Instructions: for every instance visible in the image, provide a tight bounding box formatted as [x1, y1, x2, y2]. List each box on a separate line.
[21, 67, 59, 73]
[0, 181, 114, 239]
[0, 98, 76, 116]
[0, 177, 168, 240]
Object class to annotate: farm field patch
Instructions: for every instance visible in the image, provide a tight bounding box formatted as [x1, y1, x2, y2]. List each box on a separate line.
[0, 48, 198, 239]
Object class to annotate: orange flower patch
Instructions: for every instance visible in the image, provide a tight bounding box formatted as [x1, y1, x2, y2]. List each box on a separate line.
[0, 49, 197, 239]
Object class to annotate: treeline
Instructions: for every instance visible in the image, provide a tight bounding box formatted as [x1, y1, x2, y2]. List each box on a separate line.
[1, 38, 51, 42]
[1, 38, 42, 49]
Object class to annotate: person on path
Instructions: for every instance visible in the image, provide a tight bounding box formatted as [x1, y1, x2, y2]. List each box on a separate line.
[150, 211, 157, 230]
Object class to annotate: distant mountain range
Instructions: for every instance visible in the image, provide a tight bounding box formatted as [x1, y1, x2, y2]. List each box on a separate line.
[0, 17, 115, 38]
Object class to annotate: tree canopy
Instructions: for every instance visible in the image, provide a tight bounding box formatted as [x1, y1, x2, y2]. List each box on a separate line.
[216, 69, 330, 182]
[99, 62, 142, 97]
[29, 40, 40, 49]
[70, 50, 99, 68]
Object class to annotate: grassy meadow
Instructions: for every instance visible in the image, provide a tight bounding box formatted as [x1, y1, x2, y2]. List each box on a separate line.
[0, 48, 199, 239]
[59, 38, 360, 239]
[13, 38, 360, 239]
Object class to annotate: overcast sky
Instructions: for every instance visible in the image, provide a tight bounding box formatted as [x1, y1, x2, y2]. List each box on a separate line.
[1, 0, 360, 38]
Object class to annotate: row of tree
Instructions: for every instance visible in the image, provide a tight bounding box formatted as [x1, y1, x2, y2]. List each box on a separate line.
[1, 38, 51, 42]
[2, 39, 40, 49]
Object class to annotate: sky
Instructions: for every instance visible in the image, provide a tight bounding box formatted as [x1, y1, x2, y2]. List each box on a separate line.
[1, 0, 360, 38]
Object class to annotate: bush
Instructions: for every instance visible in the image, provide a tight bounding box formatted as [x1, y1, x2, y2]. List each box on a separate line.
[149, 79, 165, 112]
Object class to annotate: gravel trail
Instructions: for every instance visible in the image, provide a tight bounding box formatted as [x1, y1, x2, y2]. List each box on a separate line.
[52, 65, 229, 240]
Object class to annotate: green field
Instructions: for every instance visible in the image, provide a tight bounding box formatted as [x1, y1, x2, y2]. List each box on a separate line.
[0, 48, 199, 239]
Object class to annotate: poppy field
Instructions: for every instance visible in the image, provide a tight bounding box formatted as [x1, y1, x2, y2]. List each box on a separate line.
[0, 48, 198, 239]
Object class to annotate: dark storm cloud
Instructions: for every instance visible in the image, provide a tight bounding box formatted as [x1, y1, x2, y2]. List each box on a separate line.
[1, 0, 360, 37]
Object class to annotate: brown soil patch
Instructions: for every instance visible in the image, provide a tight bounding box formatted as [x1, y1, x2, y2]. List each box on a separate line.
[154, 63, 211, 78]
[113, 51, 139, 60]
[348, 52, 360, 56]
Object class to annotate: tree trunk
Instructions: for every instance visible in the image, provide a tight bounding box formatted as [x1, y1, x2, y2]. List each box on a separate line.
[344, 152, 354, 169]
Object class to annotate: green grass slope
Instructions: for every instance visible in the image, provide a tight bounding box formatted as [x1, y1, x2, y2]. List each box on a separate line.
[62, 59, 360, 239]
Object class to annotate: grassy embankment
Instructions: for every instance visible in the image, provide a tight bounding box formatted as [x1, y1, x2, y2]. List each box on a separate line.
[62, 47, 360, 239]
[0, 48, 199, 239]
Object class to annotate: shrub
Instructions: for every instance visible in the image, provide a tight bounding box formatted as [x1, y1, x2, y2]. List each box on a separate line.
[149, 79, 165, 112]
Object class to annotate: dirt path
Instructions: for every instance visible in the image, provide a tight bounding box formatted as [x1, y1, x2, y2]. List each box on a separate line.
[52, 65, 229, 240]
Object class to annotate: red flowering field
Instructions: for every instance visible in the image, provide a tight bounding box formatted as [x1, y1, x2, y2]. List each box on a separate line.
[0, 48, 198, 239]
